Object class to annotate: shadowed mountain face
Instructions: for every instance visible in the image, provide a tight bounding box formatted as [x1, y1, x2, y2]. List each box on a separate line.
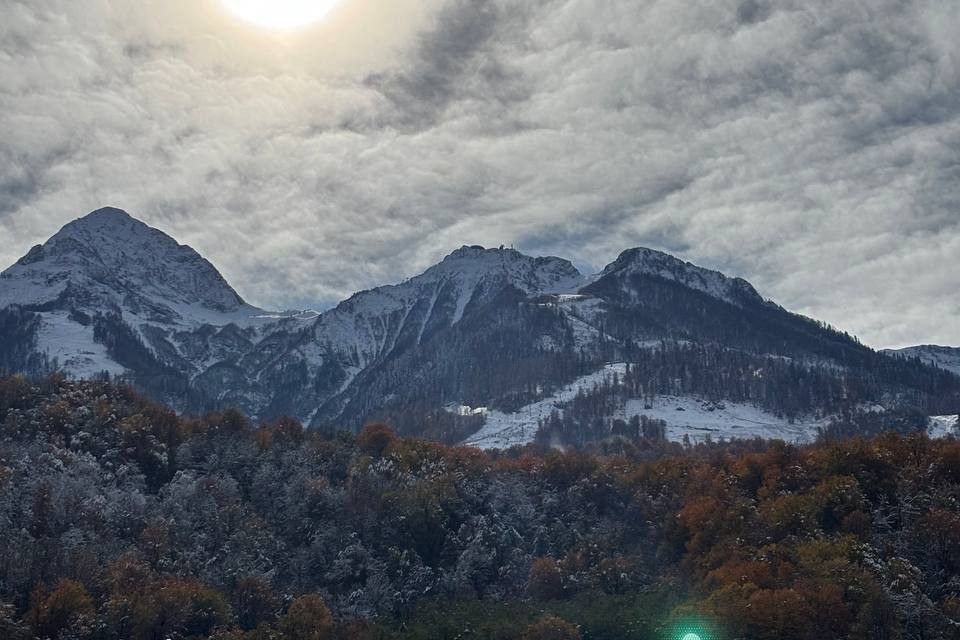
[1, 208, 957, 441]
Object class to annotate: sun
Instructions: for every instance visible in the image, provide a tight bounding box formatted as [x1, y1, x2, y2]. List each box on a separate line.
[221, 0, 341, 29]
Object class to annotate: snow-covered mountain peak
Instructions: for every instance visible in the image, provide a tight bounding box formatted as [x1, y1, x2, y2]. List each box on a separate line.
[60, 205, 133, 230]
[3, 218, 957, 436]
[295, 246, 586, 400]
[598, 247, 763, 306]
[425, 245, 583, 294]
[0, 207, 258, 323]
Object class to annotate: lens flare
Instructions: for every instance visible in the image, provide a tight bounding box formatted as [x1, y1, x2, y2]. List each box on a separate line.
[668, 617, 716, 640]
[221, 0, 341, 29]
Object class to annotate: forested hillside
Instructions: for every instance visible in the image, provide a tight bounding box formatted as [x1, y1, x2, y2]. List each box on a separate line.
[2, 375, 960, 639]
[535, 343, 957, 448]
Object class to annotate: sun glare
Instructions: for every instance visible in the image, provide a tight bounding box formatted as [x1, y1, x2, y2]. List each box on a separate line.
[221, 0, 341, 29]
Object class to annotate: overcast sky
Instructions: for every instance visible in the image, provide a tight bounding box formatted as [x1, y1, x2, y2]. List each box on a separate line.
[1, 0, 958, 348]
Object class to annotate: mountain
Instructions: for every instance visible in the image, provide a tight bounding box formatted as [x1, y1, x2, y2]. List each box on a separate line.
[0, 207, 270, 380]
[885, 345, 960, 376]
[1, 207, 958, 445]
[1, 207, 258, 318]
[590, 247, 763, 306]
[206, 245, 597, 431]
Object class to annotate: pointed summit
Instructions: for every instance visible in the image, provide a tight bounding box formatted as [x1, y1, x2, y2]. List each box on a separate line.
[79, 205, 132, 220]
[0, 207, 257, 320]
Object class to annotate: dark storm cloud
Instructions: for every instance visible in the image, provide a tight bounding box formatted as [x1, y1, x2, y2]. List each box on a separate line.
[736, 0, 770, 25]
[366, 0, 533, 130]
[0, 166, 43, 218]
[0, 0, 959, 347]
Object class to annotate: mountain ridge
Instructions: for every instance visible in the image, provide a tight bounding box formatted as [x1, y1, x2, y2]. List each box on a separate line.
[885, 344, 960, 376]
[596, 246, 764, 306]
[1, 207, 957, 444]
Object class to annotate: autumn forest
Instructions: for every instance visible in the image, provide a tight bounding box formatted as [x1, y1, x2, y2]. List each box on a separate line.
[1, 375, 959, 639]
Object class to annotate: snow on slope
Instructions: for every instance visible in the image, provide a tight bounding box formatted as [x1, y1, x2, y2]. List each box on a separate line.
[929, 415, 960, 439]
[0, 207, 259, 319]
[622, 397, 826, 444]
[596, 248, 763, 306]
[0, 208, 283, 378]
[887, 345, 960, 377]
[463, 364, 628, 449]
[462, 363, 828, 449]
[419, 245, 585, 322]
[36, 312, 127, 378]
[304, 246, 585, 377]
[2, 213, 587, 388]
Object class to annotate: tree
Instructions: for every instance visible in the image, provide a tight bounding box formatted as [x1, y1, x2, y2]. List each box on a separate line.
[741, 588, 814, 640]
[29, 482, 53, 538]
[527, 558, 564, 600]
[27, 579, 94, 640]
[522, 615, 581, 640]
[357, 423, 396, 458]
[233, 577, 280, 631]
[129, 577, 231, 640]
[279, 594, 333, 640]
[919, 508, 960, 573]
[0, 603, 30, 640]
[273, 416, 304, 443]
[221, 408, 252, 433]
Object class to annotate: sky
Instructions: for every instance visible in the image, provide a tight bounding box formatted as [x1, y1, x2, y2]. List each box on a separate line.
[0, 0, 958, 349]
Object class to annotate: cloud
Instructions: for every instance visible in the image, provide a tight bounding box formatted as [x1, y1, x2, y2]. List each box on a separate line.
[366, 0, 507, 129]
[0, 0, 958, 348]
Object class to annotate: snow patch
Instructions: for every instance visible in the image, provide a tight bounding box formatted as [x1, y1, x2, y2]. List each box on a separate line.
[462, 363, 827, 450]
[929, 415, 960, 439]
[36, 312, 127, 379]
[463, 364, 627, 449]
[621, 396, 826, 444]
[887, 345, 960, 377]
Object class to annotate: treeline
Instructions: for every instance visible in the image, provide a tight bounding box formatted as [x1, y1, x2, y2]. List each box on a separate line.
[1, 375, 960, 639]
[0, 307, 50, 375]
[586, 270, 879, 364]
[538, 410, 668, 448]
[584, 272, 960, 408]
[533, 343, 960, 447]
